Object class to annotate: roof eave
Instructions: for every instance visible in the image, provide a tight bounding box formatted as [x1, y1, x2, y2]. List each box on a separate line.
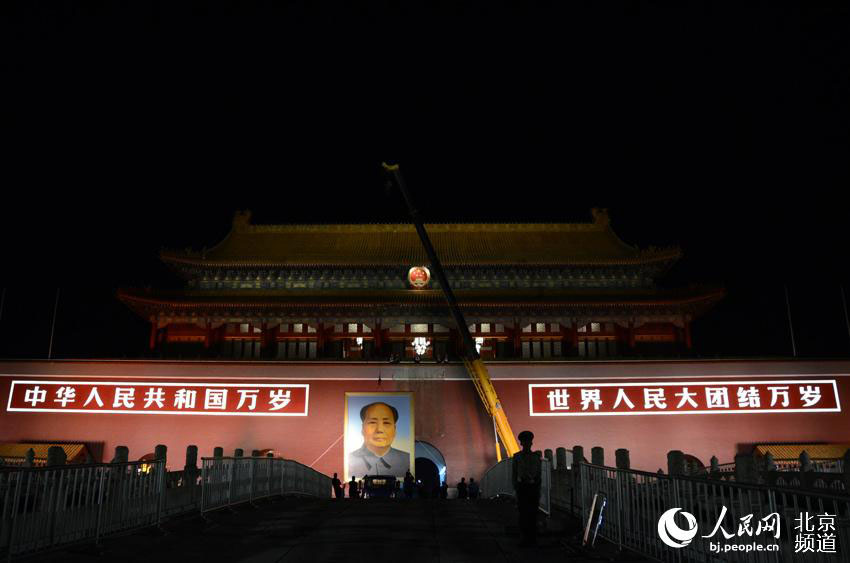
[159, 253, 683, 269]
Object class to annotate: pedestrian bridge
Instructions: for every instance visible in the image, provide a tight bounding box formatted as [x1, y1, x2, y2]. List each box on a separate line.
[37, 496, 611, 563]
[1, 455, 627, 562]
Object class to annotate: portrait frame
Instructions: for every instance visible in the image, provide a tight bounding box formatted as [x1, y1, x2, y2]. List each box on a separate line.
[343, 391, 414, 482]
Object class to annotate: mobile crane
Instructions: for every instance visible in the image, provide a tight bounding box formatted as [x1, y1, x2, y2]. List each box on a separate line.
[382, 162, 520, 460]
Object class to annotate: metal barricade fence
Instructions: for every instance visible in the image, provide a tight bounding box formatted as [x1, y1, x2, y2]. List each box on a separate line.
[253, 458, 271, 500]
[162, 468, 201, 516]
[199, 457, 233, 514]
[580, 463, 850, 563]
[200, 457, 331, 516]
[0, 457, 331, 560]
[480, 457, 551, 514]
[0, 460, 165, 559]
[230, 458, 254, 506]
[539, 460, 551, 514]
[292, 462, 306, 495]
[481, 458, 512, 499]
[0, 460, 44, 469]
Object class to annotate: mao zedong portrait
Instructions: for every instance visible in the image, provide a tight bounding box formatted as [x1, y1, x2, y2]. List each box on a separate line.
[348, 402, 410, 478]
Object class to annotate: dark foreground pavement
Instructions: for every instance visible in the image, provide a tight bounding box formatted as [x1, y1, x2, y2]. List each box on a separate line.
[33, 497, 651, 563]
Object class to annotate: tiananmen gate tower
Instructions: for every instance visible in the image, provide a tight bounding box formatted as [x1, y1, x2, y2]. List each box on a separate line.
[2, 210, 848, 489]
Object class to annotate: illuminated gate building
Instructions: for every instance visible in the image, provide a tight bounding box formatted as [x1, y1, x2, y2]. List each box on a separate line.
[2, 210, 847, 487]
[122, 209, 721, 361]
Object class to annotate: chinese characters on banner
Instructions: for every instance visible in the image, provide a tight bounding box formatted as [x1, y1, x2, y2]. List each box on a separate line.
[529, 380, 840, 416]
[7, 381, 309, 416]
[794, 512, 837, 554]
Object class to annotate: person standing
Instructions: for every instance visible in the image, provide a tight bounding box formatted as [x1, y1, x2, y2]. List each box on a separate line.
[468, 477, 480, 500]
[348, 476, 359, 499]
[403, 470, 415, 499]
[331, 472, 343, 499]
[457, 477, 468, 499]
[512, 430, 541, 547]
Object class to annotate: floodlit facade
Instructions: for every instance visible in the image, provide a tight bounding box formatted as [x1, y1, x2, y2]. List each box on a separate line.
[2, 211, 847, 489]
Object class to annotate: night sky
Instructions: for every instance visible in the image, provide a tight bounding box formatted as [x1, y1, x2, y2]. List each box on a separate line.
[2, 1, 848, 360]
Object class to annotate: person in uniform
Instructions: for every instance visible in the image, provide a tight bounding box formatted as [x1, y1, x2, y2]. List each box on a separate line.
[331, 472, 343, 499]
[348, 402, 410, 478]
[512, 430, 541, 547]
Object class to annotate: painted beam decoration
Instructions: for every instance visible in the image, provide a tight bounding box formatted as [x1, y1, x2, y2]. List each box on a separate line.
[529, 380, 841, 416]
[6, 380, 309, 416]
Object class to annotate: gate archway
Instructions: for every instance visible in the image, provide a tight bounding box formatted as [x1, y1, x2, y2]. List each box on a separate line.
[414, 440, 447, 486]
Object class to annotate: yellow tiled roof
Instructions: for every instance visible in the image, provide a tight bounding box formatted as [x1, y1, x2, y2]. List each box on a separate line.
[0, 443, 88, 461]
[161, 210, 681, 267]
[754, 444, 850, 460]
[118, 287, 725, 310]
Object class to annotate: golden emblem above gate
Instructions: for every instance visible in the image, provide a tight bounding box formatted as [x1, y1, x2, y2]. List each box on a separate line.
[407, 266, 431, 289]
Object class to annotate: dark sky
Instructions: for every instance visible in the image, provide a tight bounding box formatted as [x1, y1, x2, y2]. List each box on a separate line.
[1, 1, 848, 360]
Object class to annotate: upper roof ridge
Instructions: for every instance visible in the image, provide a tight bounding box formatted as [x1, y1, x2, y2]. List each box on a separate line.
[160, 208, 681, 267]
[229, 208, 614, 233]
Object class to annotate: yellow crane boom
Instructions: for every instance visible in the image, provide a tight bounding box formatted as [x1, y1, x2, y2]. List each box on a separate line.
[383, 162, 520, 459]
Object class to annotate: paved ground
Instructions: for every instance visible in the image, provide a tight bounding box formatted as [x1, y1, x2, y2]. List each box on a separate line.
[34, 497, 651, 563]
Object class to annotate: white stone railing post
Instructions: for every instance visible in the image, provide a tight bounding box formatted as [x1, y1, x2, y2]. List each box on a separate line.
[46, 446, 66, 545]
[555, 447, 568, 470]
[591, 447, 604, 466]
[667, 450, 685, 477]
[111, 446, 129, 464]
[615, 449, 630, 470]
[572, 445, 584, 513]
[46, 446, 66, 467]
[842, 449, 850, 491]
[155, 444, 167, 525]
[734, 452, 757, 483]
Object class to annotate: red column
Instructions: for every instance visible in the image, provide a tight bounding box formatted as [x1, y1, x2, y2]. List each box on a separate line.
[450, 328, 461, 357]
[374, 322, 382, 357]
[259, 322, 268, 353]
[149, 321, 158, 351]
[317, 323, 325, 357]
[512, 324, 521, 357]
[684, 319, 693, 350]
[271, 324, 280, 357]
[570, 321, 578, 356]
[204, 320, 212, 349]
[628, 321, 636, 349]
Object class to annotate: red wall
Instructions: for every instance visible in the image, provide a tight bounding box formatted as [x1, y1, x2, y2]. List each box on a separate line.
[1, 360, 849, 482]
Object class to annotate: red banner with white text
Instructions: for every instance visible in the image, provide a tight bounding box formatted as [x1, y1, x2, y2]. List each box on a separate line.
[7, 380, 309, 416]
[529, 380, 840, 416]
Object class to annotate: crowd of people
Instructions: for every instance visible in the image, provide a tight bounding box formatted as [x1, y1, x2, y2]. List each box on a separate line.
[330, 472, 481, 500]
[330, 428, 541, 548]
